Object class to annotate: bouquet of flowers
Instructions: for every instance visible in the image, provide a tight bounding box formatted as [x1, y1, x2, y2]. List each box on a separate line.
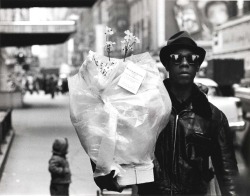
[68, 27, 171, 185]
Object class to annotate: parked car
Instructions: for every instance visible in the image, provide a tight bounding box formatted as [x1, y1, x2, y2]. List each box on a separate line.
[233, 79, 250, 118]
[194, 77, 246, 134]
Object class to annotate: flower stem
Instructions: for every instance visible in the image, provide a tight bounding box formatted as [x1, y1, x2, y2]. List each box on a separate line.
[123, 43, 129, 62]
[106, 46, 110, 61]
[123, 49, 127, 62]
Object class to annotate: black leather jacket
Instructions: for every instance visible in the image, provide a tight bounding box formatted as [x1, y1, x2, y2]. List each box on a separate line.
[138, 80, 239, 195]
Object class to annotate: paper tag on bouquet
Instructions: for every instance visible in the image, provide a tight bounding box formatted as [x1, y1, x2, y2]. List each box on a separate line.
[118, 62, 146, 94]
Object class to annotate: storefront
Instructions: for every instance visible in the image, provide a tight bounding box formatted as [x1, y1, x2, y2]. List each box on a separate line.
[0, 21, 76, 108]
[0, 21, 76, 47]
[213, 14, 250, 113]
[213, 14, 250, 78]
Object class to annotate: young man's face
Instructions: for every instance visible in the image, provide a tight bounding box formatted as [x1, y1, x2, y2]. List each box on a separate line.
[166, 48, 200, 86]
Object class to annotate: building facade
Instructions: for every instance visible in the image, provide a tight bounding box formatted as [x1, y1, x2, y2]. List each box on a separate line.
[212, 1, 250, 79]
[0, 8, 30, 91]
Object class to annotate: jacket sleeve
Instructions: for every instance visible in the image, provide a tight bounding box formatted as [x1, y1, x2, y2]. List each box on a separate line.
[211, 111, 239, 196]
[49, 156, 64, 175]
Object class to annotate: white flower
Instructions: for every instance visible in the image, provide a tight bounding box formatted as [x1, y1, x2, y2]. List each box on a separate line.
[134, 37, 140, 43]
[121, 31, 140, 51]
[104, 27, 116, 61]
[105, 26, 114, 35]
[86, 51, 95, 62]
[124, 35, 130, 42]
[105, 41, 116, 47]
[124, 30, 133, 37]
[105, 41, 116, 53]
[121, 40, 126, 44]
[121, 30, 140, 61]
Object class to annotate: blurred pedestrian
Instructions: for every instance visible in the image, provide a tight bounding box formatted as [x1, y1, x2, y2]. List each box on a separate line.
[33, 75, 40, 94]
[61, 78, 69, 94]
[137, 31, 239, 195]
[48, 74, 58, 99]
[43, 74, 48, 94]
[25, 75, 34, 94]
[48, 138, 71, 196]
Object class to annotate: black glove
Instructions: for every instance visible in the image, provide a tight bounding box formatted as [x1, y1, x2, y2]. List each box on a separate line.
[94, 170, 124, 192]
[90, 160, 124, 192]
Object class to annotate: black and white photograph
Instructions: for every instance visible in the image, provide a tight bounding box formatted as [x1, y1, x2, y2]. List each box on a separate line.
[0, 0, 250, 195]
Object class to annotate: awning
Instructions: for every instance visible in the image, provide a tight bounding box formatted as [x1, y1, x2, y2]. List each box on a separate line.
[0, 0, 97, 8]
[0, 21, 76, 47]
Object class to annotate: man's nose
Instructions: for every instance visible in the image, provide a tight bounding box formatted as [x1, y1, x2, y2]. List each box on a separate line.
[181, 57, 189, 65]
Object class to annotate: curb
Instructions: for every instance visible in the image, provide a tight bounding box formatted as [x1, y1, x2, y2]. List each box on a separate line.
[0, 130, 15, 181]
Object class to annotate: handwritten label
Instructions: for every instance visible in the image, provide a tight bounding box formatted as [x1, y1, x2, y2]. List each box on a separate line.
[118, 62, 146, 94]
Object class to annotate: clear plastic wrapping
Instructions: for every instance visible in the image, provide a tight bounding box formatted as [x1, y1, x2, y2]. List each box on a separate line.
[68, 51, 171, 184]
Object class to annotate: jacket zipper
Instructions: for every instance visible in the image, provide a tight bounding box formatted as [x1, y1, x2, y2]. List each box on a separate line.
[172, 114, 179, 169]
[171, 113, 178, 196]
[171, 109, 190, 195]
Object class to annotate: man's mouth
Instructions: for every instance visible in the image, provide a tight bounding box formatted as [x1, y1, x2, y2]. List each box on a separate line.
[179, 72, 190, 76]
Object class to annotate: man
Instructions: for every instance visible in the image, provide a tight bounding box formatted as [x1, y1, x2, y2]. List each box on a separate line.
[137, 31, 239, 195]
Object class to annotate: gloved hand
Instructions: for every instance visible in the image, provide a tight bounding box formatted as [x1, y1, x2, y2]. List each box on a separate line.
[94, 170, 124, 192]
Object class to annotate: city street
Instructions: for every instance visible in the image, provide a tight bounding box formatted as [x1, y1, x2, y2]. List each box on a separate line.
[2, 1, 250, 196]
[0, 92, 99, 195]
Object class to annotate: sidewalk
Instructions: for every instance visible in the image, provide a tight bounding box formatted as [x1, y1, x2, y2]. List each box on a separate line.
[0, 92, 99, 196]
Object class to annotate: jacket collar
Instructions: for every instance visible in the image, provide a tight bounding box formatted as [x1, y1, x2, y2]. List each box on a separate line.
[163, 79, 212, 119]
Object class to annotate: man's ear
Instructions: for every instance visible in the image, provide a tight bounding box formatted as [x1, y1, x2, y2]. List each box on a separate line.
[164, 62, 169, 71]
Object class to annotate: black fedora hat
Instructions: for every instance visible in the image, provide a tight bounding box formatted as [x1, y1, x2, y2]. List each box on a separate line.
[160, 31, 206, 66]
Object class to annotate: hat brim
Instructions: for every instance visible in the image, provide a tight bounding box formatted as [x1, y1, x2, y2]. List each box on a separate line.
[160, 43, 206, 66]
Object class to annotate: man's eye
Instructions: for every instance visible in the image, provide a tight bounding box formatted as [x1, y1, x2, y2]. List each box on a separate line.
[192, 55, 199, 61]
[170, 54, 180, 60]
[173, 54, 179, 60]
